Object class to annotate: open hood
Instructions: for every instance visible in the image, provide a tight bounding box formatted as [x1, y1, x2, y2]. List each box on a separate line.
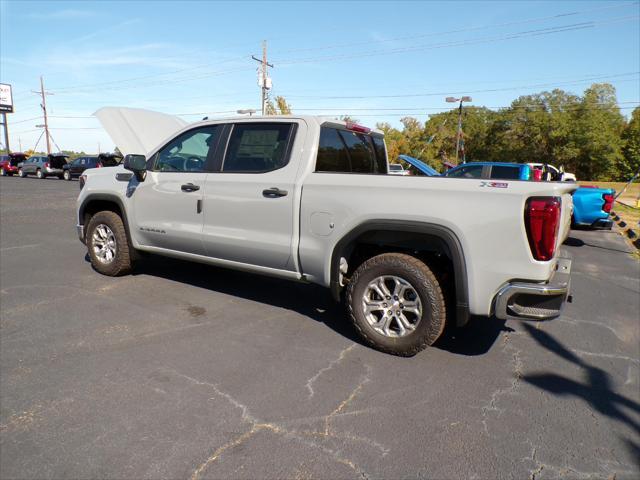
[94, 107, 188, 156]
[398, 155, 440, 176]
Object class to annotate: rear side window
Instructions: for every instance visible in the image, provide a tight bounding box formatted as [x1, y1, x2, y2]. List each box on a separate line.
[315, 127, 386, 174]
[222, 123, 294, 173]
[446, 165, 483, 178]
[316, 128, 350, 172]
[491, 166, 520, 180]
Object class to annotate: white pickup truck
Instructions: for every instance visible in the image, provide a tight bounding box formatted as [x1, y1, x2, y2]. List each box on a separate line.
[77, 108, 576, 356]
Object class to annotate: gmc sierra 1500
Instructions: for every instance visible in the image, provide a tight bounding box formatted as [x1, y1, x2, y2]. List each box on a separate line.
[77, 107, 577, 356]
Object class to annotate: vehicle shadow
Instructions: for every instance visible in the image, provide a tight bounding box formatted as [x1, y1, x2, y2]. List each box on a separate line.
[85, 253, 509, 355]
[564, 235, 631, 254]
[563, 236, 585, 247]
[129, 255, 366, 345]
[521, 322, 640, 439]
[435, 316, 512, 356]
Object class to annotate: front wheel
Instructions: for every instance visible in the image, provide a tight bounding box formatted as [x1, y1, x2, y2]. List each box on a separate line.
[36, 169, 44, 179]
[86, 211, 132, 276]
[0, 168, 5, 176]
[346, 253, 446, 356]
[18, 168, 25, 178]
[63, 170, 71, 181]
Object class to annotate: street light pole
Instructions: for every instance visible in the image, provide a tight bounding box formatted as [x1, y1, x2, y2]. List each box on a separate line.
[446, 96, 472, 164]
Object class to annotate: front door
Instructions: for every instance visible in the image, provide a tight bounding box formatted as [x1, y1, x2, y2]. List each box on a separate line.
[128, 125, 222, 255]
[201, 121, 303, 271]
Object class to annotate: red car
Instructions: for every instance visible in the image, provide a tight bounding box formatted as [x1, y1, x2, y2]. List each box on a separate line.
[0, 152, 28, 176]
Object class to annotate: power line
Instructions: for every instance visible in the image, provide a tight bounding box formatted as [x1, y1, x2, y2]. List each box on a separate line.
[271, 1, 639, 55]
[274, 15, 639, 65]
[280, 72, 639, 100]
[47, 55, 251, 93]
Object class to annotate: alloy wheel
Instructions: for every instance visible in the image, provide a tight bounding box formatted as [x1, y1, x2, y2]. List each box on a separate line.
[361, 275, 423, 338]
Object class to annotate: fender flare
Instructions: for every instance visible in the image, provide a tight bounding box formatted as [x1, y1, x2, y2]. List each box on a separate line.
[78, 193, 133, 246]
[330, 220, 469, 327]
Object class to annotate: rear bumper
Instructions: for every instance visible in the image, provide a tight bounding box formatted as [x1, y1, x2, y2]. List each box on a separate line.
[591, 218, 613, 230]
[494, 254, 572, 321]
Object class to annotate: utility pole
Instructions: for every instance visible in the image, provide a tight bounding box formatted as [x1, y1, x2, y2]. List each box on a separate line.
[33, 76, 52, 155]
[19, 137, 22, 152]
[0, 113, 9, 154]
[252, 41, 273, 115]
[445, 96, 472, 164]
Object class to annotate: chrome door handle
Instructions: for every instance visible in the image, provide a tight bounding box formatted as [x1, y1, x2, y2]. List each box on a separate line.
[181, 183, 200, 192]
[262, 187, 288, 198]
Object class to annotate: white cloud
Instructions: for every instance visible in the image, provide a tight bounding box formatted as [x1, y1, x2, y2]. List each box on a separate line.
[28, 9, 97, 20]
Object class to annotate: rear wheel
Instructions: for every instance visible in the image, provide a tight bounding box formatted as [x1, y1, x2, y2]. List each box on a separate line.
[86, 211, 132, 276]
[36, 169, 44, 179]
[63, 170, 71, 181]
[346, 253, 446, 356]
[0, 168, 5, 176]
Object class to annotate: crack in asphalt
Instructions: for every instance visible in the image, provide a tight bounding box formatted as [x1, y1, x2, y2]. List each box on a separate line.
[305, 343, 356, 399]
[570, 349, 640, 365]
[480, 332, 524, 437]
[167, 368, 377, 480]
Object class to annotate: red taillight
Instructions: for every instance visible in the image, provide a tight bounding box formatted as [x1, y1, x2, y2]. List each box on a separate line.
[525, 197, 561, 261]
[602, 193, 614, 213]
[97, 163, 103, 168]
[345, 122, 371, 134]
[44, 162, 49, 168]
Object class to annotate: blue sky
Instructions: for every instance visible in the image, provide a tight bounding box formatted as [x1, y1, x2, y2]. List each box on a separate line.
[1, 0, 639, 153]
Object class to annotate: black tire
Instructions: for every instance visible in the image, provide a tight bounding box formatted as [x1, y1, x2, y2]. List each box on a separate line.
[18, 168, 25, 178]
[86, 211, 132, 276]
[63, 170, 71, 181]
[36, 169, 44, 179]
[346, 253, 446, 357]
[0, 168, 6, 176]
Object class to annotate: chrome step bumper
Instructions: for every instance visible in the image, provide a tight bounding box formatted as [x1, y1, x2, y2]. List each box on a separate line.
[494, 254, 572, 321]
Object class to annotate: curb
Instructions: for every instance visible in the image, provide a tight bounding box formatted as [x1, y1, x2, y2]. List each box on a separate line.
[610, 209, 639, 251]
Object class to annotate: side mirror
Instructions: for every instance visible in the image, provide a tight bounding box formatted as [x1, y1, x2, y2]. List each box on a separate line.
[123, 154, 147, 181]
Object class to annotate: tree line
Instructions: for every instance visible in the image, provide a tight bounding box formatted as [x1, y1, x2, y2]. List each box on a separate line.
[378, 83, 639, 181]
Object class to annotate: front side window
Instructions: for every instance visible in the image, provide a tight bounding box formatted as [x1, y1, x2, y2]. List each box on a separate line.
[222, 123, 294, 173]
[154, 126, 220, 172]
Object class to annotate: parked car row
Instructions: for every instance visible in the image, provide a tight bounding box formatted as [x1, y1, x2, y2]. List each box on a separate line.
[394, 156, 614, 230]
[0, 152, 122, 180]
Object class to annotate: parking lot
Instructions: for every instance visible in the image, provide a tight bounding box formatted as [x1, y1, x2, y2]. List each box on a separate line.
[0, 176, 638, 479]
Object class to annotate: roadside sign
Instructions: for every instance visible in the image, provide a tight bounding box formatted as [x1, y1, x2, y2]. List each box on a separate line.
[0, 84, 14, 113]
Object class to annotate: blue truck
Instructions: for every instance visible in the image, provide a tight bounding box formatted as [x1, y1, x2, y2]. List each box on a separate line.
[397, 157, 614, 230]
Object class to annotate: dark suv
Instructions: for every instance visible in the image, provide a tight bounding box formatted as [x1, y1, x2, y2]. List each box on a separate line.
[63, 153, 122, 180]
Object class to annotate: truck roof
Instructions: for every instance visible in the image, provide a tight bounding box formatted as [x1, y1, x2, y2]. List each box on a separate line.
[95, 107, 383, 156]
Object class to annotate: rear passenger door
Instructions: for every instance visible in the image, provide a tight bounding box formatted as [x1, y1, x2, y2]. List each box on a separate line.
[200, 121, 302, 271]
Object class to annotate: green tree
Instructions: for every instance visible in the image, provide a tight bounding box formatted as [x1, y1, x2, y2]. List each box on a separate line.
[571, 84, 625, 180]
[617, 107, 640, 181]
[265, 95, 292, 115]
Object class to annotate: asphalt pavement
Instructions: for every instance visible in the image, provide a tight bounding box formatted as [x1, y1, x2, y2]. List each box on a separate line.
[1, 176, 639, 479]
